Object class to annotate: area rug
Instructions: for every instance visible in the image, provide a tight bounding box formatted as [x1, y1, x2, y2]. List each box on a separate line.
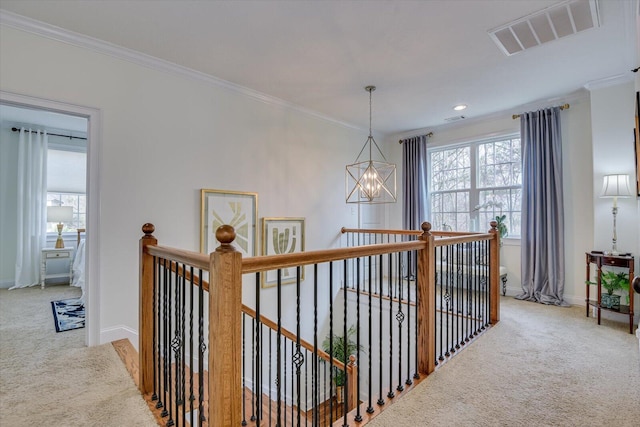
[50, 298, 85, 332]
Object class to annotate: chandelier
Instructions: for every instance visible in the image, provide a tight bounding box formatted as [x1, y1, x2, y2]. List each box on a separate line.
[345, 86, 397, 204]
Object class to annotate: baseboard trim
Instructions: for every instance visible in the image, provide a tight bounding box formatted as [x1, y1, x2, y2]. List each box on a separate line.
[101, 325, 139, 351]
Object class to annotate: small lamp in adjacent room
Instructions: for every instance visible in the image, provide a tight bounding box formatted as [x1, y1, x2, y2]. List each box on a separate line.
[47, 206, 73, 248]
[600, 174, 633, 255]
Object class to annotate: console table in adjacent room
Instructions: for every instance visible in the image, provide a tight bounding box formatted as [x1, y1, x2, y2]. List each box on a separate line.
[41, 247, 73, 289]
[585, 251, 635, 334]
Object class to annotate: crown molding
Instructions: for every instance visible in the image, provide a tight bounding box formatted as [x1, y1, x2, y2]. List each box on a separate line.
[0, 10, 362, 132]
[583, 73, 634, 91]
[392, 89, 590, 141]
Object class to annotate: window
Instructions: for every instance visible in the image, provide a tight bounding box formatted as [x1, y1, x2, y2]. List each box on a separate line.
[47, 192, 86, 232]
[46, 145, 86, 233]
[428, 134, 521, 237]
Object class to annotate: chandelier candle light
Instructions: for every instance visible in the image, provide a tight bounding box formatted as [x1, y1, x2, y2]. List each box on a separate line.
[600, 174, 633, 255]
[346, 86, 397, 204]
[47, 206, 73, 248]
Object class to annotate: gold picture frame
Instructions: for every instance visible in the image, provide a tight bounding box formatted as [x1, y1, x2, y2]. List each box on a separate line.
[261, 217, 305, 288]
[200, 189, 257, 255]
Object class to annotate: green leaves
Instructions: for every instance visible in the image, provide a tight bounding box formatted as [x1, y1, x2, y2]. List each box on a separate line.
[494, 214, 508, 239]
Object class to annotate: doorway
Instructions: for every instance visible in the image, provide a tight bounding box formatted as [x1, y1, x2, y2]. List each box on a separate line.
[0, 90, 101, 346]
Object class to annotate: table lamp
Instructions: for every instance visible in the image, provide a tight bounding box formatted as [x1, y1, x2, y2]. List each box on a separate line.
[47, 206, 73, 248]
[600, 174, 633, 255]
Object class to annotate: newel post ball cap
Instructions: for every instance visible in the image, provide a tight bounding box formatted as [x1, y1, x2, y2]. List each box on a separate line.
[490, 220, 498, 230]
[142, 223, 155, 236]
[215, 225, 236, 251]
[421, 222, 431, 233]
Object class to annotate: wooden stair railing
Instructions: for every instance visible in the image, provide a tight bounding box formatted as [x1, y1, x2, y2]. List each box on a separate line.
[139, 221, 501, 426]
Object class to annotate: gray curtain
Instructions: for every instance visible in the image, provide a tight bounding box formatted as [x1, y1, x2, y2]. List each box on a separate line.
[402, 135, 428, 231]
[516, 107, 568, 306]
[401, 135, 428, 280]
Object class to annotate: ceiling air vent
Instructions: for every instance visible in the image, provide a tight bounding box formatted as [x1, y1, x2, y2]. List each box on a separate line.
[444, 115, 466, 122]
[488, 0, 600, 56]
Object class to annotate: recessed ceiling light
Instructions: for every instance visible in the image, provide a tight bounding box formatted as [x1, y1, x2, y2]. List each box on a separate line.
[453, 104, 467, 111]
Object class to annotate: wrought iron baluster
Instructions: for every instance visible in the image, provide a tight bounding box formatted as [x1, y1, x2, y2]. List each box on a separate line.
[406, 250, 413, 386]
[387, 253, 394, 399]
[161, 259, 170, 419]
[455, 245, 461, 351]
[255, 272, 261, 424]
[276, 270, 282, 427]
[242, 313, 247, 426]
[342, 259, 349, 427]
[251, 315, 256, 423]
[295, 266, 304, 427]
[197, 267, 205, 426]
[328, 262, 334, 422]
[396, 251, 404, 393]
[268, 328, 272, 427]
[165, 261, 175, 427]
[414, 249, 420, 381]
[180, 264, 187, 426]
[484, 240, 490, 328]
[313, 265, 319, 427]
[366, 255, 374, 414]
[438, 248, 444, 364]
[152, 256, 159, 405]
[377, 254, 384, 406]
[188, 266, 194, 427]
[354, 258, 362, 422]
[445, 246, 452, 359]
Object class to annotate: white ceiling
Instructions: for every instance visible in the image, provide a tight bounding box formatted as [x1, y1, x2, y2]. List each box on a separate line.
[0, 0, 637, 136]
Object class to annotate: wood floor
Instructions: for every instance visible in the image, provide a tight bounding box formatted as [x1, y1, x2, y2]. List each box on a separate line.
[112, 339, 358, 427]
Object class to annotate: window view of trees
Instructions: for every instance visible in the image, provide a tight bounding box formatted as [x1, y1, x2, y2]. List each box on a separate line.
[429, 135, 521, 237]
[47, 192, 86, 232]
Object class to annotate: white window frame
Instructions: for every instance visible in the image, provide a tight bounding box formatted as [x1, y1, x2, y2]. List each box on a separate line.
[427, 133, 521, 238]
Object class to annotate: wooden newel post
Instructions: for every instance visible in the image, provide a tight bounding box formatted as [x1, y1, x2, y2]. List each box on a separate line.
[417, 221, 436, 376]
[347, 354, 358, 412]
[139, 223, 157, 395]
[209, 225, 243, 427]
[489, 221, 501, 324]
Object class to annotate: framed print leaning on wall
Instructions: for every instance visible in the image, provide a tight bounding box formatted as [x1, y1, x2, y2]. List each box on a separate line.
[200, 189, 257, 255]
[261, 217, 305, 288]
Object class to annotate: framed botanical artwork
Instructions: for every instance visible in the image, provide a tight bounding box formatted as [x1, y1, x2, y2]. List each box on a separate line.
[200, 189, 257, 255]
[261, 217, 305, 288]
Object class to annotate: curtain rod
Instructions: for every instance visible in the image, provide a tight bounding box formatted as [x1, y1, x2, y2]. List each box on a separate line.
[512, 103, 570, 120]
[11, 127, 87, 141]
[398, 131, 433, 144]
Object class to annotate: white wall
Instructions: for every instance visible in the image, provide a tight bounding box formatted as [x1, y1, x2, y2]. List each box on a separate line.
[589, 80, 640, 316]
[0, 127, 18, 287]
[385, 91, 595, 306]
[0, 25, 363, 343]
[590, 81, 638, 255]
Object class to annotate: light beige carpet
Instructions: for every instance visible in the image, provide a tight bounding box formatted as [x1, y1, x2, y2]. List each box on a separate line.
[368, 297, 640, 427]
[0, 286, 156, 427]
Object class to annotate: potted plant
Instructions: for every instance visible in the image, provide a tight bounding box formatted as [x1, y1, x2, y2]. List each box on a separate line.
[322, 325, 362, 403]
[586, 271, 630, 309]
[494, 214, 508, 239]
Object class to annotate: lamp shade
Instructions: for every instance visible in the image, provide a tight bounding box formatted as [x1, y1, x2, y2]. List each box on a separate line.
[47, 206, 73, 223]
[600, 174, 633, 198]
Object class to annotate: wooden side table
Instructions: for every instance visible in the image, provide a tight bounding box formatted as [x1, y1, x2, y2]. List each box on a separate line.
[41, 247, 73, 289]
[585, 251, 635, 334]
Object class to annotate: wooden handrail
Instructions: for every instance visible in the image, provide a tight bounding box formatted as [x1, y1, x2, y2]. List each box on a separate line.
[341, 227, 423, 236]
[145, 244, 209, 270]
[242, 241, 426, 274]
[433, 233, 494, 247]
